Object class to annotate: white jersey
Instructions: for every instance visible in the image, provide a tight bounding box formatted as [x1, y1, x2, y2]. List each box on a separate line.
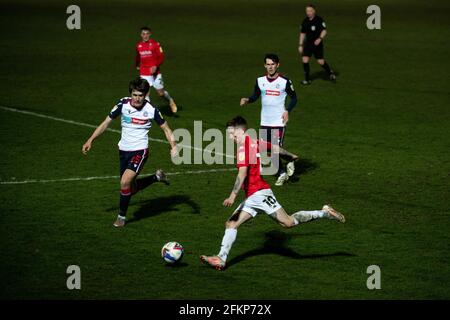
[250, 74, 296, 127]
[109, 97, 165, 151]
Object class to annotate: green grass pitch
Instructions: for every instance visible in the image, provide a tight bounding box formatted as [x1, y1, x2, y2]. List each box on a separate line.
[0, 0, 449, 299]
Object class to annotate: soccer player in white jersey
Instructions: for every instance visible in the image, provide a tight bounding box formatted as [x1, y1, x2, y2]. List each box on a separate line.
[240, 53, 298, 186]
[82, 78, 177, 227]
[200, 116, 345, 270]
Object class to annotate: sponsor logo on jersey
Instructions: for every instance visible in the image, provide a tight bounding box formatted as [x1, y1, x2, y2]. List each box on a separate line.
[131, 118, 150, 125]
[122, 115, 149, 125]
[311, 25, 316, 31]
[265, 90, 281, 96]
[140, 50, 153, 55]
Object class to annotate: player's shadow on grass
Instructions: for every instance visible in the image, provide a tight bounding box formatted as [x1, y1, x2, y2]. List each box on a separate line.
[226, 230, 355, 268]
[288, 158, 318, 183]
[126, 194, 200, 224]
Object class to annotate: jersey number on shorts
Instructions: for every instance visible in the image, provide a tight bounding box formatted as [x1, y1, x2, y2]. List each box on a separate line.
[262, 195, 278, 208]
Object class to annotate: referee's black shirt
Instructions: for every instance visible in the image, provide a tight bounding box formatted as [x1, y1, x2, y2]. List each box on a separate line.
[300, 15, 327, 44]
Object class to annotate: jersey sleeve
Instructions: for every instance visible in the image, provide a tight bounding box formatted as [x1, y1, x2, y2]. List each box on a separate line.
[318, 17, 326, 31]
[153, 107, 166, 126]
[155, 42, 165, 66]
[285, 79, 298, 112]
[248, 80, 261, 103]
[109, 98, 125, 119]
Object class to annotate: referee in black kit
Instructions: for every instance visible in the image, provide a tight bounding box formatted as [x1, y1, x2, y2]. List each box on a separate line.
[298, 4, 336, 85]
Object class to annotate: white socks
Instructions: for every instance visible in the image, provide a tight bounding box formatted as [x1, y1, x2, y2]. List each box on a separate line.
[291, 210, 328, 224]
[218, 228, 237, 262]
[163, 90, 172, 101]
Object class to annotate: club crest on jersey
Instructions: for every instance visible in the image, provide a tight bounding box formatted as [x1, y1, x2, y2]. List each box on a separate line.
[275, 84, 280, 89]
[144, 111, 148, 117]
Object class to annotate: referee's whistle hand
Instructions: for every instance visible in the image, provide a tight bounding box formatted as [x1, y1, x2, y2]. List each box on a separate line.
[314, 38, 322, 46]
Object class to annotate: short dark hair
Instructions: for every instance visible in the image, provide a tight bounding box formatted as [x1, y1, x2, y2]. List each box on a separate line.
[140, 26, 151, 32]
[129, 77, 150, 94]
[306, 4, 316, 9]
[226, 115, 248, 130]
[264, 53, 279, 64]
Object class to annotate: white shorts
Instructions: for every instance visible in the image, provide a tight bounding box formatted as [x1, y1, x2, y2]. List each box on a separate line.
[233, 188, 282, 217]
[140, 74, 164, 90]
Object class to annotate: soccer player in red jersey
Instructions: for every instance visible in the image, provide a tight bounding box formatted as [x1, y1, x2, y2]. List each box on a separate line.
[200, 116, 345, 270]
[135, 26, 178, 113]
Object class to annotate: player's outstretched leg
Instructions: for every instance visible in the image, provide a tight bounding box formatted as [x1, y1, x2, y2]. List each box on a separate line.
[270, 205, 345, 229]
[201, 210, 252, 270]
[132, 168, 170, 195]
[292, 204, 345, 224]
[157, 88, 177, 113]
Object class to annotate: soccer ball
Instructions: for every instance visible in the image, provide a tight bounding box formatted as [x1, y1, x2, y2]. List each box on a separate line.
[161, 241, 184, 264]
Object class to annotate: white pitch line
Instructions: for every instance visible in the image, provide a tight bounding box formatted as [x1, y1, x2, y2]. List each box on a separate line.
[0, 105, 235, 159]
[0, 168, 236, 185]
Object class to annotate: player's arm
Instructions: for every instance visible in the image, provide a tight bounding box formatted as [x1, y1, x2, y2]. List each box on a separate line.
[82, 116, 113, 154]
[240, 80, 261, 106]
[223, 166, 248, 207]
[154, 108, 177, 156]
[282, 79, 297, 124]
[151, 43, 165, 75]
[159, 122, 177, 157]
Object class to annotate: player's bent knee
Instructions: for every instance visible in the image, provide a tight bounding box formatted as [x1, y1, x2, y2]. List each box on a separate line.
[225, 220, 236, 229]
[120, 178, 132, 189]
[317, 59, 325, 65]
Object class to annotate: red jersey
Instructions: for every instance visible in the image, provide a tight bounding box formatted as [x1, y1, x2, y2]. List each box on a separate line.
[135, 39, 165, 76]
[237, 135, 271, 197]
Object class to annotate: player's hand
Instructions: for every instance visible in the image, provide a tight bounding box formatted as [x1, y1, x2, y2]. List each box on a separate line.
[298, 45, 303, 54]
[82, 140, 92, 155]
[282, 111, 289, 124]
[150, 66, 157, 74]
[314, 38, 322, 46]
[170, 145, 177, 158]
[136, 66, 140, 71]
[240, 98, 249, 106]
[223, 197, 235, 207]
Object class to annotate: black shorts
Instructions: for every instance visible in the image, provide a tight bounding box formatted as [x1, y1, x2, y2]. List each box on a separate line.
[303, 42, 324, 59]
[260, 126, 286, 147]
[119, 148, 149, 177]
